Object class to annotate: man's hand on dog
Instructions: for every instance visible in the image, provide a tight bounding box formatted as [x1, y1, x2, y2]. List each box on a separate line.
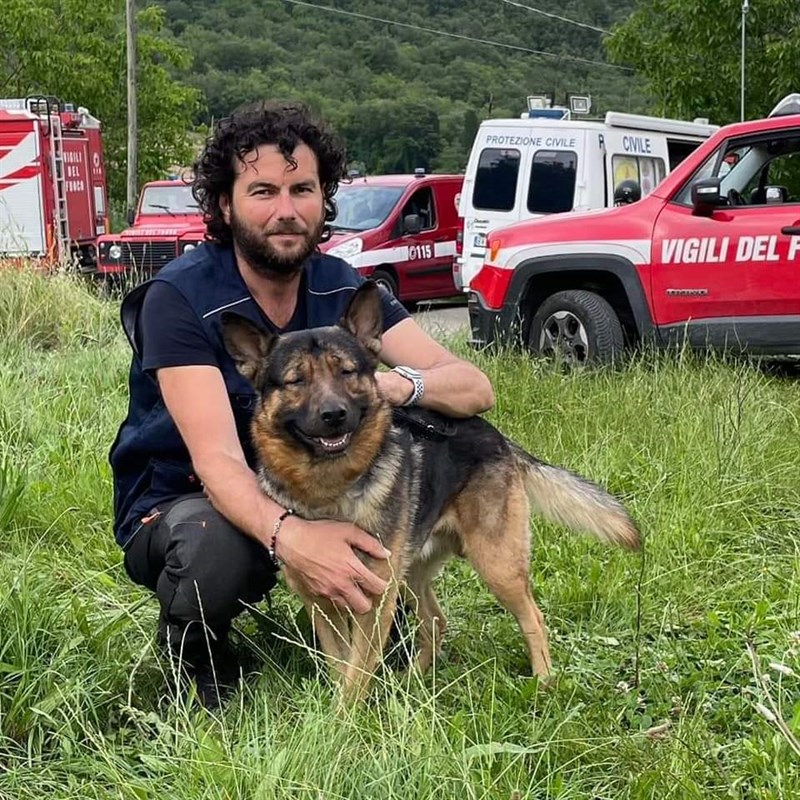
[275, 517, 391, 614]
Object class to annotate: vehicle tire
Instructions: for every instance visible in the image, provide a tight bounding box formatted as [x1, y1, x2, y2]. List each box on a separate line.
[528, 289, 624, 366]
[372, 269, 399, 299]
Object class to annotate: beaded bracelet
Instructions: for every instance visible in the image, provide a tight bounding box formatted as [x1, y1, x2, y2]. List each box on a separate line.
[268, 508, 295, 567]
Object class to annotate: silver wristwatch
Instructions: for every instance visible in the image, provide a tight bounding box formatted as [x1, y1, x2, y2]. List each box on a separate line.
[392, 365, 424, 406]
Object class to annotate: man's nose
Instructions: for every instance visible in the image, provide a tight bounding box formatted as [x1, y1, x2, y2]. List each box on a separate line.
[275, 189, 298, 218]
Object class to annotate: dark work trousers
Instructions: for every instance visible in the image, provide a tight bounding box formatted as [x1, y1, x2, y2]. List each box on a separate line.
[122, 493, 278, 663]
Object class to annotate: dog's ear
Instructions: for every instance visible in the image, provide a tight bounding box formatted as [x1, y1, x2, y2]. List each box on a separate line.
[340, 282, 383, 356]
[221, 312, 276, 390]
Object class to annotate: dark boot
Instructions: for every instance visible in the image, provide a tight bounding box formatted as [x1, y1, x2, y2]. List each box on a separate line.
[158, 615, 241, 709]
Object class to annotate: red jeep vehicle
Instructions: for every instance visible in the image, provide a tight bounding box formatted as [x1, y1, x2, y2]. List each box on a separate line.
[320, 171, 463, 302]
[469, 94, 800, 364]
[95, 179, 204, 280]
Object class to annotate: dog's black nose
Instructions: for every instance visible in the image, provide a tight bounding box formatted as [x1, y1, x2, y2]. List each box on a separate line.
[320, 405, 347, 427]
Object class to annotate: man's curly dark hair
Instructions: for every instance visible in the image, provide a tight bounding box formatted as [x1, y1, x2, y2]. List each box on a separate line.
[192, 101, 348, 244]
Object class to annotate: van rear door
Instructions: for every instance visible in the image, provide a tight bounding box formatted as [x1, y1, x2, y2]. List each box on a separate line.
[460, 130, 530, 290]
[460, 126, 584, 290]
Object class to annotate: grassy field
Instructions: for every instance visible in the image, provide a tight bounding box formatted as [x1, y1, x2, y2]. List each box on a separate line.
[1, 266, 799, 799]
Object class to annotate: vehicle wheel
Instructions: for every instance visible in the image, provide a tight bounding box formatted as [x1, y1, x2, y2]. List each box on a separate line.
[528, 289, 624, 366]
[372, 269, 399, 299]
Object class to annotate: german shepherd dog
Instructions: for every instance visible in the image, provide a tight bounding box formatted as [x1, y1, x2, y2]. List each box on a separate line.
[222, 283, 639, 704]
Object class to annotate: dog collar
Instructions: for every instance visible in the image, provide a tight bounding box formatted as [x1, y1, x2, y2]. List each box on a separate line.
[392, 365, 425, 407]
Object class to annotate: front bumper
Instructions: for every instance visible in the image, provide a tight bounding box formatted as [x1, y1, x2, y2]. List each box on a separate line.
[467, 291, 526, 351]
[467, 292, 499, 348]
[96, 240, 179, 274]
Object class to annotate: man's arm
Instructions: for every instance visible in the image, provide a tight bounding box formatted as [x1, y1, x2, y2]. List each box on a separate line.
[375, 317, 494, 417]
[155, 364, 390, 613]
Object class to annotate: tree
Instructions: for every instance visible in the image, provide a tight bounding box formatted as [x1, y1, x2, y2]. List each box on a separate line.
[0, 0, 200, 206]
[341, 98, 441, 174]
[605, 0, 800, 123]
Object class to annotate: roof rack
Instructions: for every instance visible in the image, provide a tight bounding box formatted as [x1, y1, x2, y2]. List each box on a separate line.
[604, 111, 719, 138]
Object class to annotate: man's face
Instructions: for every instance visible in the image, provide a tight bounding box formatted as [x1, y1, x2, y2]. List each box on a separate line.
[222, 143, 325, 277]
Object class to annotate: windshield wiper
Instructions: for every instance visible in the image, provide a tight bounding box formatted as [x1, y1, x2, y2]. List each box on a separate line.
[148, 204, 176, 217]
[330, 224, 362, 233]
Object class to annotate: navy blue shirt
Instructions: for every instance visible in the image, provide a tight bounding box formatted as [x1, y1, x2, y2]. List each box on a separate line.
[139, 272, 408, 374]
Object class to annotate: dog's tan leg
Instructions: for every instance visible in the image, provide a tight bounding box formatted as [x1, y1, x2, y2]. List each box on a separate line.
[307, 598, 351, 682]
[285, 569, 351, 681]
[457, 476, 553, 678]
[412, 582, 447, 674]
[405, 557, 449, 674]
[339, 584, 399, 706]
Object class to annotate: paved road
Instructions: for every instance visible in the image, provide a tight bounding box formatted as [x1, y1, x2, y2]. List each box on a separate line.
[411, 299, 469, 339]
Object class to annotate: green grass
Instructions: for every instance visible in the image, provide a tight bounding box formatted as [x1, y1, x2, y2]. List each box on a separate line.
[1, 266, 800, 798]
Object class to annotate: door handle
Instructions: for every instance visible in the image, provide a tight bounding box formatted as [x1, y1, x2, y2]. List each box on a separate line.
[781, 226, 800, 235]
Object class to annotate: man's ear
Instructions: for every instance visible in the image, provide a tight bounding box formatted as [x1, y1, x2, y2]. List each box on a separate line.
[221, 312, 276, 389]
[220, 193, 231, 225]
[340, 282, 383, 356]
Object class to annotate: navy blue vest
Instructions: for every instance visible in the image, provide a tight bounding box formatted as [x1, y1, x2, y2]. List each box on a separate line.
[109, 243, 365, 545]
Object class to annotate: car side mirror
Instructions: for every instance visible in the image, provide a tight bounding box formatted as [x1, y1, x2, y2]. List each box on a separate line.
[402, 213, 422, 235]
[126, 208, 136, 226]
[765, 185, 788, 204]
[691, 177, 724, 216]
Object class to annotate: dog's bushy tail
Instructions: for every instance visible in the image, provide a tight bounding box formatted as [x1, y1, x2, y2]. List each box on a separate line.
[512, 445, 640, 550]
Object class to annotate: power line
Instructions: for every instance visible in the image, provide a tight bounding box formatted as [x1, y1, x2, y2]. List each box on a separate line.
[499, 0, 610, 35]
[280, 0, 632, 71]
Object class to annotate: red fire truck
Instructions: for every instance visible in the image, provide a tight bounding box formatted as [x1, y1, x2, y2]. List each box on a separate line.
[0, 96, 108, 270]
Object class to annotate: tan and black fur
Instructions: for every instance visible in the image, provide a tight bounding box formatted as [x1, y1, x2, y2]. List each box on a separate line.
[222, 283, 640, 703]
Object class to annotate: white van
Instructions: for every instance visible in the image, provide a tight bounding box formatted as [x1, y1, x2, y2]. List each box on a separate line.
[455, 103, 719, 291]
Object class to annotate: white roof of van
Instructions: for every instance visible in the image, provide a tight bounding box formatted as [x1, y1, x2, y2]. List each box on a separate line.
[479, 112, 718, 140]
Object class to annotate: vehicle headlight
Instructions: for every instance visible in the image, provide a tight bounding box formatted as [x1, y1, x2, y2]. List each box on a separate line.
[109, 244, 122, 260]
[328, 238, 364, 261]
[183, 243, 195, 252]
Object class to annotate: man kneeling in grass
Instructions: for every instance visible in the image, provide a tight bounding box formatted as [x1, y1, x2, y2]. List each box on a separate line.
[108, 101, 494, 708]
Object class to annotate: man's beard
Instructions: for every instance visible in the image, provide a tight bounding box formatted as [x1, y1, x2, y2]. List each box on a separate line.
[229, 207, 323, 278]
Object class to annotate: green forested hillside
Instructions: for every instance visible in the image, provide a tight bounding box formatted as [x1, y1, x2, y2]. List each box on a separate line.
[159, 0, 644, 172]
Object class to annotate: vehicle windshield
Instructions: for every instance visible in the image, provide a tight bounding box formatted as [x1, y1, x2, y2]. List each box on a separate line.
[332, 185, 405, 232]
[139, 184, 199, 215]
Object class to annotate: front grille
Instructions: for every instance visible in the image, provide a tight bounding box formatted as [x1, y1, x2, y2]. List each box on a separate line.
[120, 241, 177, 272]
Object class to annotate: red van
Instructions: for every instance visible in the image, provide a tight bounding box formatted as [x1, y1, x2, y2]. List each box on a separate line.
[319, 171, 463, 302]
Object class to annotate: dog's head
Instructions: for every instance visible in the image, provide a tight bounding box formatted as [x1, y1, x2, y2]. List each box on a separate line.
[222, 282, 391, 470]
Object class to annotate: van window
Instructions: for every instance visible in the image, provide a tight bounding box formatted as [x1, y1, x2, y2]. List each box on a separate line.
[612, 155, 666, 196]
[527, 150, 577, 213]
[401, 187, 436, 230]
[666, 140, 701, 170]
[473, 148, 521, 211]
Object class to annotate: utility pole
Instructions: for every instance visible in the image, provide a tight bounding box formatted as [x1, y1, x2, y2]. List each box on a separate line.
[126, 0, 138, 219]
[740, 0, 750, 122]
